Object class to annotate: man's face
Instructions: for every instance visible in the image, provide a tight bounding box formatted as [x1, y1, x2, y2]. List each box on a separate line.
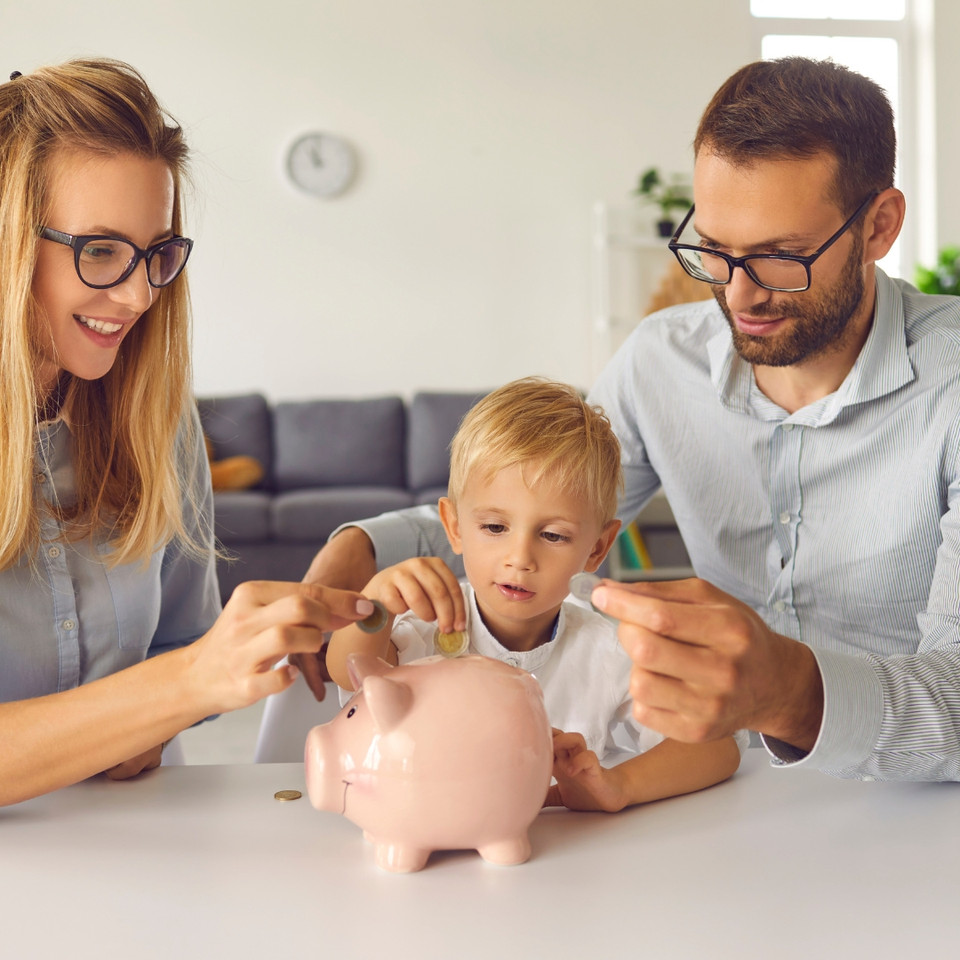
[692, 150, 868, 368]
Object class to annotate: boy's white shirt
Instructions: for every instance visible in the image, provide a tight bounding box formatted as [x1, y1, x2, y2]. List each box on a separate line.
[339, 580, 666, 761]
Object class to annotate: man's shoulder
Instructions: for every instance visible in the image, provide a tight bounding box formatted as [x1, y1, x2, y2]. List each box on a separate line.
[634, 296, 724, 342]
[893, 277, 960, 348]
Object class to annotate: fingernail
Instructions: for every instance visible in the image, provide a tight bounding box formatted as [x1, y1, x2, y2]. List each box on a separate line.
[591, 586, 609, 609]
[357, 599, 389, 634]
[287, 664, 301, 681]
[355, 598, 374, 616]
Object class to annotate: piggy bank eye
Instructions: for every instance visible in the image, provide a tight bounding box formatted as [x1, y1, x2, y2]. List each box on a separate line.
[347, 706, 357, 718]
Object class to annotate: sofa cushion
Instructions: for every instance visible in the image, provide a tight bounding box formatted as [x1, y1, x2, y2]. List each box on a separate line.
[212, 490, 272, 541]
[273, 397, 406, 491]
[406, 391, 486, 493]
[197, 393, 273, 490]
[272, 488, 415, 541]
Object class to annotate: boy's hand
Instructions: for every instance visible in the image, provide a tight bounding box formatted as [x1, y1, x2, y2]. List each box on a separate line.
[366, 557, 466, 634]
[544, 729, 627, 812]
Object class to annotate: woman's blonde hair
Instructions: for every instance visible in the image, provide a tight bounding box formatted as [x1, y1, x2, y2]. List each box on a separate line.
[0, 58, 201, 570]
[448, 377, 622, 525]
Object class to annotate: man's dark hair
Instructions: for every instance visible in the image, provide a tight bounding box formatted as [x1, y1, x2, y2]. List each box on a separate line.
[694, 57, 896, 214]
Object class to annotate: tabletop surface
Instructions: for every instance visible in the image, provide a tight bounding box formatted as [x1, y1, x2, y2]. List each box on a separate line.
[3, 750, 958, 959]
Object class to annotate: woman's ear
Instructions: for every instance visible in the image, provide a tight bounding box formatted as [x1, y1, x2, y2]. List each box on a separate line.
[438, 497, 463, 555]
[583, 519, 621, 573]
[863, 187, 905, 265]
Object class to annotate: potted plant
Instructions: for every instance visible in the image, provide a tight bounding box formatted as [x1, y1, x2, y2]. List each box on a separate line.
[633, 166, 693, 238]
[915, 245, 960, 296]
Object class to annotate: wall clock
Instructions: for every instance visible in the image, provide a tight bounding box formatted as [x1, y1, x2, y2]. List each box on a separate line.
[285, 132, 357, 198]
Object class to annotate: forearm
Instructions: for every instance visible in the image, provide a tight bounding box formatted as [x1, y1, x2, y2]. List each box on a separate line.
[610, 736, 741, 808]
[0, 645, 210, 806]
[326, 621, 397, 691]
[768, 647, 960, 781]
[302, 526, 377, 590]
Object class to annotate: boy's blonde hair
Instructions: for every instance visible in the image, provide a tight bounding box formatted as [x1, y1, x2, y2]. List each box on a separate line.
[0, 59, 200, 570]
[448, 377, 622, 524]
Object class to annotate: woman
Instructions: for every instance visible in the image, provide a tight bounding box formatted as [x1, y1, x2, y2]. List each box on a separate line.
[0, 59, 371, 805]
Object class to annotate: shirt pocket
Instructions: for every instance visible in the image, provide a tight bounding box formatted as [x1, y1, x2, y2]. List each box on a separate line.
[104, 549, 163, 653]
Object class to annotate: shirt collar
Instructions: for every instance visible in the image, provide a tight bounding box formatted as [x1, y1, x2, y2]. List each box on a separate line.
[465, 583, 561, 673]
[707, 269, 915, 426]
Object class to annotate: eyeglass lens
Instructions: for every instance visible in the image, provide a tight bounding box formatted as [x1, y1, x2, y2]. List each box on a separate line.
[676, 248, 808, 292]
[77, 237, 191, 288]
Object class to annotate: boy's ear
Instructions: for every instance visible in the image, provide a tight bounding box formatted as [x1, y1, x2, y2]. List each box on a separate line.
[438, 497, 464, 555]
[583, 520, 621, 573]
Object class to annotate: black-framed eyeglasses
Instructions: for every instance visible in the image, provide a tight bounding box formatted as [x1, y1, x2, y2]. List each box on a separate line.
[667, 192, 877, 293]
[39, 227, 194, 290]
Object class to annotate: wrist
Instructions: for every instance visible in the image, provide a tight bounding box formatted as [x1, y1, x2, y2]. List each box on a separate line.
[760, 637, 824, 752]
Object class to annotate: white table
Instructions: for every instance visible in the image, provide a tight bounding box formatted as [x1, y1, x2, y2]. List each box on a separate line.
[2, 751, 957, 959]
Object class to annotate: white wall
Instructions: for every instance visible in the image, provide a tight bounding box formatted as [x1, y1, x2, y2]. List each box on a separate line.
[6, 1, 956, 400]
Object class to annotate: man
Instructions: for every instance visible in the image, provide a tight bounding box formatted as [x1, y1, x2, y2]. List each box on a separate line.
[301, 57, 960, 781]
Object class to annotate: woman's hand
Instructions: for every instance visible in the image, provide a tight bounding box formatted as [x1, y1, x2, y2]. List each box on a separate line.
[186, 580, 375, 716]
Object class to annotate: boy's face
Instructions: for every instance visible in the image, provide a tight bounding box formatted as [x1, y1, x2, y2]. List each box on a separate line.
[439, 462, 619, 652]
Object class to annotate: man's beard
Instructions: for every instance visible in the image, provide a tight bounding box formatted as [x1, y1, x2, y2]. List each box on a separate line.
[713, 231, 866, 368]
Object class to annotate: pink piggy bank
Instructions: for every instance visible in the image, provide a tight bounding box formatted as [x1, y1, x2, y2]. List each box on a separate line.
[304, 653, 553, 873]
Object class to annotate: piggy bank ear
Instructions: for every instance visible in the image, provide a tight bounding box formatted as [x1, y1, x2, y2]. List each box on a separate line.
[362, 675, 414, 734]
[346, 652, 393, 690]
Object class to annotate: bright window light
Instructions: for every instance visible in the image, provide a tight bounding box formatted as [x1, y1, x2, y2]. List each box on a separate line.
[759, 33, 903, 278]
[751, 0, 905, 19]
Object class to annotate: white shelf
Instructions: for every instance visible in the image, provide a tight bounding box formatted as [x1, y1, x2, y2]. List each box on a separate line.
[590, 202, 676, 378]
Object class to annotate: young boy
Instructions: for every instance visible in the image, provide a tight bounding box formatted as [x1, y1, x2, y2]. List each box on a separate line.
[326, 377, 742, 811]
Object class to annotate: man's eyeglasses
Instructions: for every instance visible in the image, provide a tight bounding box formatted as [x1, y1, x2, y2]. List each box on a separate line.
[667, 193, 877, 293]
[39, 227, 194, 290]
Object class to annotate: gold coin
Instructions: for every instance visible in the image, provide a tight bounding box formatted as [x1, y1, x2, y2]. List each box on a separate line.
[434, 628, 469, 657]
[274, 789, 302, 802]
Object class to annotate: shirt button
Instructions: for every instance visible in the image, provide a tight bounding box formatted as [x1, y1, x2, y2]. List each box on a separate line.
[779, 511, 790, 524]
[36, 472, 46, 484]
[62, 619, 76, 631]
[47, 546, 61, 559]
[774, 600, 786, 613]
[505, 656, 520, 668]
[782, 423, 794, 432]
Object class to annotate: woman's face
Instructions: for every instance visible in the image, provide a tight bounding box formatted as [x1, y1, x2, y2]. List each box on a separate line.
[32, 148, 175, 394]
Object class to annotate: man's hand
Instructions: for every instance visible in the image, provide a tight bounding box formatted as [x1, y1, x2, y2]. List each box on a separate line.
[591, 578, 823, 751]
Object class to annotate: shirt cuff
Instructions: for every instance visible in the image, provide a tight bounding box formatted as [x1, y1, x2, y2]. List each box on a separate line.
[761, 646, 884, 774]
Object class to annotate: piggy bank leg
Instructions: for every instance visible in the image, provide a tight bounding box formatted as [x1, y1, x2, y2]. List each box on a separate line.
[373, 839, 431, 873]
[477, 833, 531, 866]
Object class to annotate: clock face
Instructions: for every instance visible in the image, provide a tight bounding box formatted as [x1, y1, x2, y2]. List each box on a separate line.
[286, 132, 357, 198]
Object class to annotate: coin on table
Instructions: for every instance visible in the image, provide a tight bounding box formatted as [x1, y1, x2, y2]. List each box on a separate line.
[434, 627, 469, 658]
[274, 789, 302, 802]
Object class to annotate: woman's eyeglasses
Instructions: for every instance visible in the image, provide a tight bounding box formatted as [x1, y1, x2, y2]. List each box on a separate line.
[39, 227, 194, 290]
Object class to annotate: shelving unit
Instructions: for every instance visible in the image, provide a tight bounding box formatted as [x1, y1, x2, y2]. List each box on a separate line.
[590, 201, 676, 380]
[608, 489, 695, 583]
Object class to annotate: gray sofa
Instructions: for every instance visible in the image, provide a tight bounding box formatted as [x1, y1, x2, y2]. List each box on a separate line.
[198, 390, 485, 603]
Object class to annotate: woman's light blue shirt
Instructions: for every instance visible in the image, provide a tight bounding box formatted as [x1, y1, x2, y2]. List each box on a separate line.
[0, 409, 221, 702]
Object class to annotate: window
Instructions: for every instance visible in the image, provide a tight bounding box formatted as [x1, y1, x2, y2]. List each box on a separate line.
[750, 1, 928, 279]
